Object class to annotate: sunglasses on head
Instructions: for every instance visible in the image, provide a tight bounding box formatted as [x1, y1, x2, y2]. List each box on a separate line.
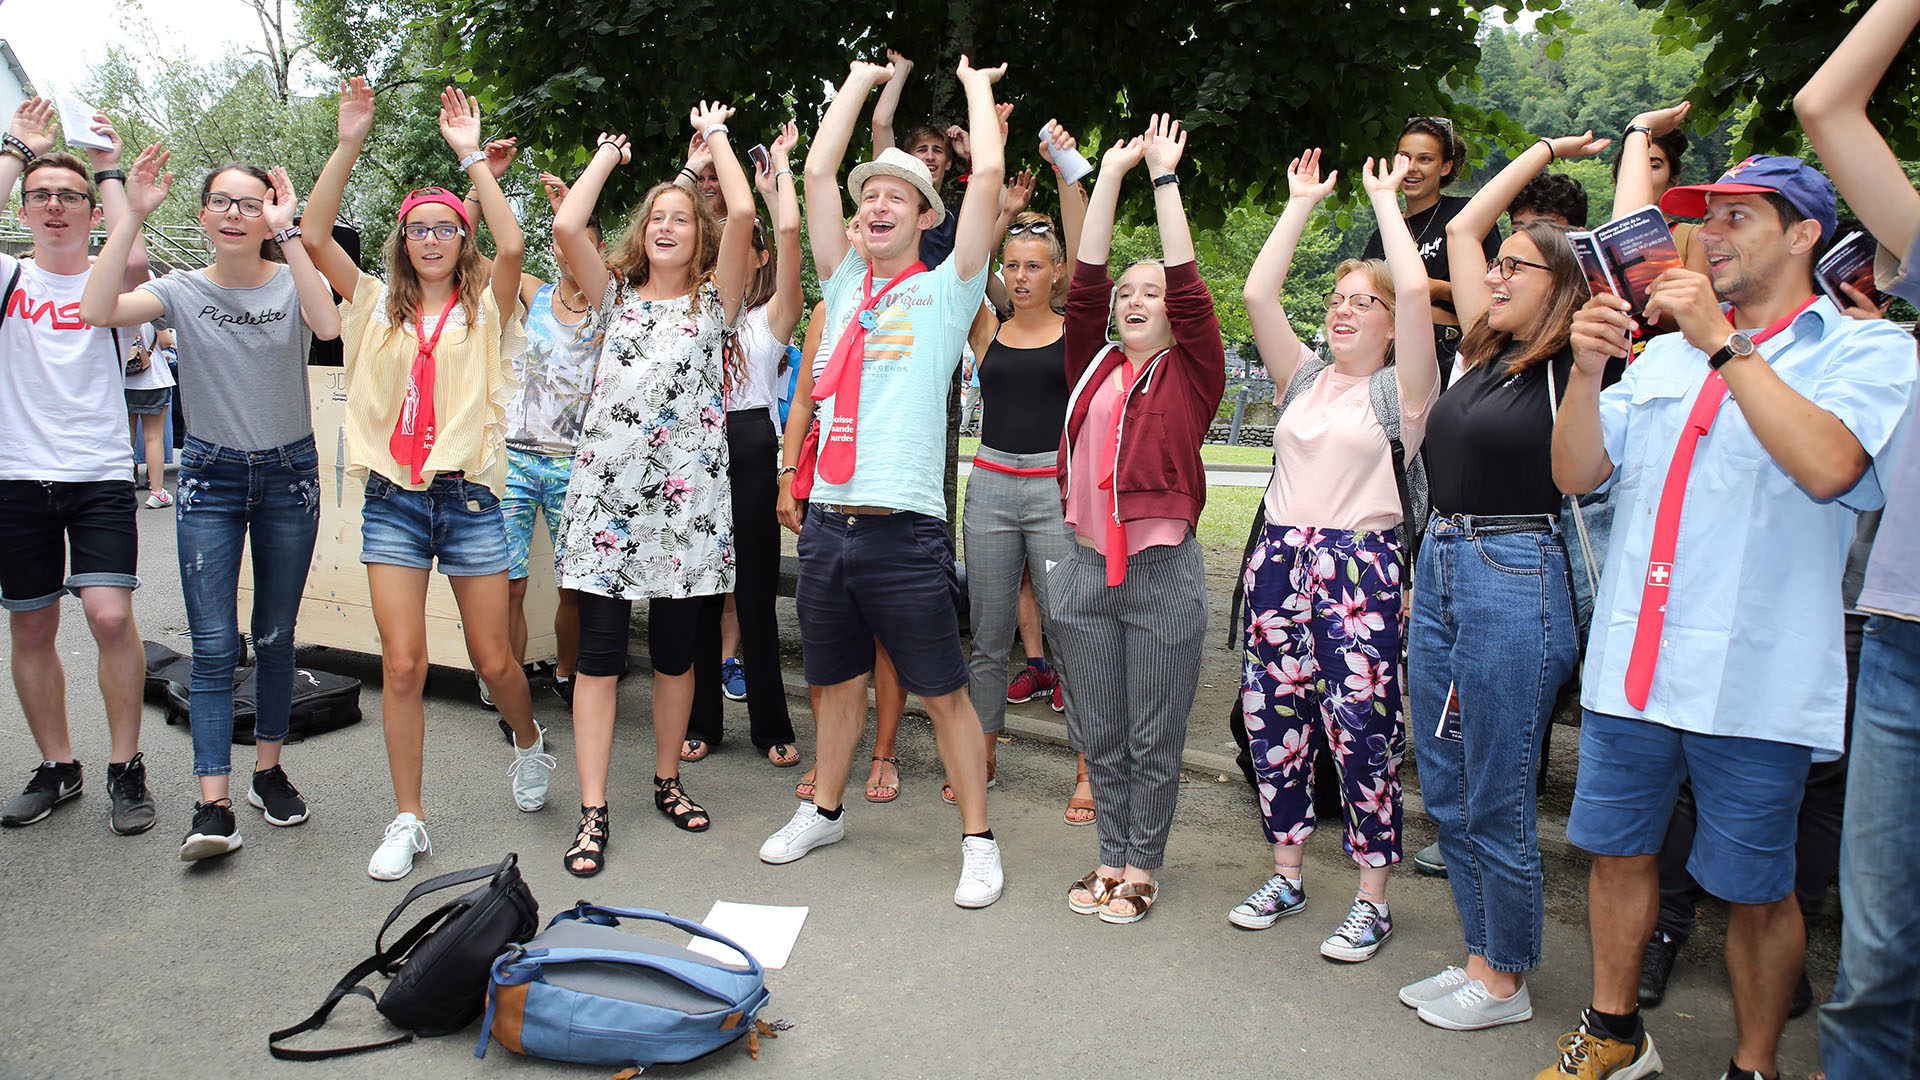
[1407, 115, 1456, 135]
[1006, 221, 1053, 236]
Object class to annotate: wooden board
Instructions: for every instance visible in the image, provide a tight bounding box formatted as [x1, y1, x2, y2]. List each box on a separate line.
[234, 367, 559, 672]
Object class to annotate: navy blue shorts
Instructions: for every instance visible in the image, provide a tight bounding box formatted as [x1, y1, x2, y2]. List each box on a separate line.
[1567, 708, 1811, 905]
[795, 507, 968, 696]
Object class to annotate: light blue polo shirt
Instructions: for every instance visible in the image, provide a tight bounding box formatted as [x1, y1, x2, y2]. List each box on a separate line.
[810, 246, 988, 519]
[1582, 297, 1917, 757]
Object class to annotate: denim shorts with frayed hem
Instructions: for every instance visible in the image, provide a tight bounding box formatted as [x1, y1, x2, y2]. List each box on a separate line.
[359, 471, 511, 577]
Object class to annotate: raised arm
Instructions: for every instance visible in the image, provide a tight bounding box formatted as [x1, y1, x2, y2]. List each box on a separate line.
[80, 114, 148, 290]
[1555, 293, 1631, 494]
[1612, 102, 1689, 218]
[263, 166, 342, 340]
[301, 77, 376, 303]
[1039, 120, 1089, 266]
[806, 61, 895, 271]
[948, 55, 1008, 281]
[674, 133, 712, 198]
[1796, 0, 1920, 257]
[693, 101, 754, 323]
[1142, 114, 1194, 268]
[869, 49, 914, 155]
[80, 143, 170, 328]
[461, 137, 518, 239]
[1078, 136, 1143, 266]
[1363, 154, 1437, 408]
[554, 135, 627, 304]
[1448, 130, 1609, 327]
[438, 87, 523, 323]
[754, 121, 806, 341]
[1244, 150, 1336, 389]
[0, 99, 52, 204]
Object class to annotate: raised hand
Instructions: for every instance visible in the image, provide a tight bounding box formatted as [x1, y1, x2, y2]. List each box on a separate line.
[1643, 266, 1733, 354]
[439, 85, 483, 157]
[1361, 153, 1410, 197]
[690, 100, 736, 137]
[483, 137, 518, 179]
[956, 53, 1007, 86]
[1039, 119, 1078, 167]
[125, 143, 171, 221]
[1631, 101, 1691, 137]
[995, 101, 1015, 146]
[1142, 113, 1186, 175]
[946, 123, 971, 163]
[1101, 135, 1146, 174]
[850, 59, 896, 85]
[538, 170, 571, 214]
[1838, 280, 1893, 321]
[684, 132, 712, 173]
[1569, 293, 1636, 370]
[336, 77, 375, 145]
[596, 132, 632, 166]
[82, 112, 124, 169]
[263, 165, 301, 231]
[1545, 130, 1612, 161]
[885, 49, 914, 74]
[1001, 169, 1037, 218]
[10, 98, 56, 158]
[769, 119, 799, 164]
[1285, 148, 1338, 203]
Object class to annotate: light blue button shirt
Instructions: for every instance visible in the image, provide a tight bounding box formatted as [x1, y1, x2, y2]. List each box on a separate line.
[1582, 298, 1918, 757]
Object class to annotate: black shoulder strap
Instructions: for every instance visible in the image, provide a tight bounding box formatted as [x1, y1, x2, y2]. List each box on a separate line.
[374, 856, 516, 955]
[0, 261, 21, 332]
[267, 952, 411, 1060]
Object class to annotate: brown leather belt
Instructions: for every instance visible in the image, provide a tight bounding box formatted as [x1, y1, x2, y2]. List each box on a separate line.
[817, 503, 896, 516]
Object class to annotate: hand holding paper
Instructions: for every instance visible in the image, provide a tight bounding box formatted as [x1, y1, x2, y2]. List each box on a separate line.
[55, 95, 113, 152]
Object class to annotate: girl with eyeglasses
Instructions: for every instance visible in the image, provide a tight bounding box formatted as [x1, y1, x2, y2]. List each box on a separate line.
[548, 103, 755, 876]
[1227, 148, 1438, 962]
[956, 121, 1095, 825]
[82, 149, 342, 862]
[1362, 116, 1503, 387]
[1394, 130, 1624, 1031]
[298, 79, 554, 881]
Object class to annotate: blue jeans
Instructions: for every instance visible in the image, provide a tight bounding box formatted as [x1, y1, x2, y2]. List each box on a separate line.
[1409, 513, 1578, 972]
[176, 435, 321, 776]
[1820, 614, 1920, 1078]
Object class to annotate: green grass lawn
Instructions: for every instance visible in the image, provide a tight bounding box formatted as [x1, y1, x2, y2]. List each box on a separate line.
[959, 436, 1270, 467]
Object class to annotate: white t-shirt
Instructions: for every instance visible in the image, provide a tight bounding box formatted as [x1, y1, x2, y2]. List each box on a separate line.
[0, 254, 132, 482]
[729, 304, 785, 413]
[123, 323, 174, 391]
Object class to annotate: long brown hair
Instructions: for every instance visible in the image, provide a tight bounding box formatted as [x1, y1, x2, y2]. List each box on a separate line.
[1330, 257, 1398, 366]
[740, 217, 776, 311]
[381, 207, 484, 344]
[1458, 220, 1589, 376]
[604, 183, 721, 295]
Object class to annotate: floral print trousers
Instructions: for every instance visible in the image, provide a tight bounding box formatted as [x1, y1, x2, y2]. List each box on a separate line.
[1241, 523, 1407, 867]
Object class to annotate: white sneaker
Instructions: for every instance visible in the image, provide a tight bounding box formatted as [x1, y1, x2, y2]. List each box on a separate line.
[508, 732, 557, 812]
[953, 835, 1004, 908]
[758, 803, 845, 864]
[367, 812, 431, 880]
[1398, 965, 1472, 1008]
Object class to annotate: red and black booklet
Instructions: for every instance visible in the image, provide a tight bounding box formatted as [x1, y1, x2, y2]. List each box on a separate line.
[1815, 230, 1887, 311]
[1569, 204, 1685, 315]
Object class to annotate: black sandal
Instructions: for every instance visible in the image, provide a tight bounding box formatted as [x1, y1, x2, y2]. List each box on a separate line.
[564, 804, 609, 877]
[654, 776, 710, 832]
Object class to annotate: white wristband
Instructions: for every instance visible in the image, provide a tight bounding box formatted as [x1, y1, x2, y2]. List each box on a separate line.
[703, 123, 729, 141]
[457, 150, 487, 171]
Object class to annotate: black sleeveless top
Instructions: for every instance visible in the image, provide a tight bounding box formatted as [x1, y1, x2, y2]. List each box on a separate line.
[978, 334, 1072, 456]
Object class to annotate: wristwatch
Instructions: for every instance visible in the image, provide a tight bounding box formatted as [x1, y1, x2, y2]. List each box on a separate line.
[1625, 123, 1654, 140]
[93, 169, 127, 185]
[1151, 173, 1180, 188]
[1708, 331, 1757, 370]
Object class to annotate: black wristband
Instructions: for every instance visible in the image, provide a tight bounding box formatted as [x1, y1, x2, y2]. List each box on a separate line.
[1151, 172, 1180, 188]
[1625, 124, 1654, 140]
[93, 169, 127, 185]
[3, 134, 35, 163]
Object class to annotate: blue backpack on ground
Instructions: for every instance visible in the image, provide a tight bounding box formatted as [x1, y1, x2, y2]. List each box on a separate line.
[477, 902, 772, 1068]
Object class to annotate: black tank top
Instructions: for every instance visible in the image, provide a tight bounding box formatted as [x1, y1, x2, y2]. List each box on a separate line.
[978, 334, 1072, 456]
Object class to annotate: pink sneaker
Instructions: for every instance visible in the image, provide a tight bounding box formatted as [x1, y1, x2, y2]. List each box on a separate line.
[1051, 676, 1066, 713]
[1006, 664, 1056, 703]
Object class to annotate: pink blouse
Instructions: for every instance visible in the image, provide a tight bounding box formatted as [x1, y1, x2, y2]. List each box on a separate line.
[1064, 366, 1189, 556]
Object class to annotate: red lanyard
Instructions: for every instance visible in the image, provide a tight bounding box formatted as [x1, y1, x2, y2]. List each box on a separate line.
[390, 290, 463, 484]
[810, 262, 926, 486]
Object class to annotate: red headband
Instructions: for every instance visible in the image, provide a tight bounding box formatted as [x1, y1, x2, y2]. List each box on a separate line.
[397, 187, 470, 229]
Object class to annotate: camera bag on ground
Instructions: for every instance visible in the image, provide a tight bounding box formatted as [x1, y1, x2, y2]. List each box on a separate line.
[269, 854, 539, 1060]
[143, 639, 362, 744]
[477, 902, 773, 1068]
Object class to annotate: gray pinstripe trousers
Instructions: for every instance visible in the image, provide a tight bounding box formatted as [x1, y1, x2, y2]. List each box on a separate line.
[963, 447, 1075, 733]
[1048, 533, 1208, 869]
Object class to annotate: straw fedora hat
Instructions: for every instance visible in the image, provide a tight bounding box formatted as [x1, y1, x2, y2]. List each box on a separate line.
[847, 147, 947, 226]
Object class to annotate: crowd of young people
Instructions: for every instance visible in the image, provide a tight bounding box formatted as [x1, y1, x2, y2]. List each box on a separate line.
[5, 13, 1920, 1075]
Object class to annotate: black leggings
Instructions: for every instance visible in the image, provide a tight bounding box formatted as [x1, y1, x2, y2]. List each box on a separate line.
[689, 408, 796, 748]
[576, 592, 705, 678]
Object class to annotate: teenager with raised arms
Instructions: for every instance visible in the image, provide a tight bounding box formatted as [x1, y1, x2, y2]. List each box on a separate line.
[302, 79, 554, 881]
[81, 147, 342, 861]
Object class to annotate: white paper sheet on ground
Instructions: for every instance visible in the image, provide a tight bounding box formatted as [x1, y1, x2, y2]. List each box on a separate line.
[56, 94, 113, 151]
[686, 902, 808, 970]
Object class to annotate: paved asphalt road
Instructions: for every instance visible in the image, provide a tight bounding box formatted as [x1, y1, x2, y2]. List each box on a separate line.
[0, 489, 1825, 1079]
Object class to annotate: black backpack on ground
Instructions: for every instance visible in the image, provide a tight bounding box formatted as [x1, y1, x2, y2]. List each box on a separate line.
[269, 854, 541, 1060]
[143, 640, 362, 743]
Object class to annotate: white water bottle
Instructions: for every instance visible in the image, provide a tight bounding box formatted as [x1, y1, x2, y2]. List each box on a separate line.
[1041, 121, 1093, 185]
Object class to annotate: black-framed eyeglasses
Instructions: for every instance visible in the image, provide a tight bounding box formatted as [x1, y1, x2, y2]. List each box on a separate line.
[403, 223, 466, 242]
[1324, 291, 1386, 312]
[203, 192, 265, 217]
[22, 189, 91, 209]
[1007, 221, 1053, 236]
[1488, 255, 1551, 279]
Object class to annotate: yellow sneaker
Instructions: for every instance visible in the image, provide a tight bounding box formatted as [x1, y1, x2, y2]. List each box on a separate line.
[1535, 1023, 1664, 1079]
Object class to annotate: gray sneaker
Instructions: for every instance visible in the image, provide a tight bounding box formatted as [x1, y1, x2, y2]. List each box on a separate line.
[1414, 840, 1447, 876]
[1, 760, 83, 827]
[1416, 978, 1533, 1031]
[1398, 965, 1472, 1007]
[106, 753, 156, 835]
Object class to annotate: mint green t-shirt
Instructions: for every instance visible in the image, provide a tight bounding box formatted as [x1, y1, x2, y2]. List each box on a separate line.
[810, 247, 988, 518]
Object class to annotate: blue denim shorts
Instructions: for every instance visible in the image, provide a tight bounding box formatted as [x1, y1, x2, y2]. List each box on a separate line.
[795, 506, 968, 696]
[359, 471, 511, 577]
[1568, 708, 1811, 905]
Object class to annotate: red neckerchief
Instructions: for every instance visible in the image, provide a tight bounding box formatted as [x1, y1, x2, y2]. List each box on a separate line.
[1623, 295, 1818, 708]
[390, 290, 463, 484]
[810, 261, 926, 485]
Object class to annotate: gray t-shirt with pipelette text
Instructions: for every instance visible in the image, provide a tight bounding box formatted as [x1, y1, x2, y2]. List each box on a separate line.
[138, 264, 314, 450]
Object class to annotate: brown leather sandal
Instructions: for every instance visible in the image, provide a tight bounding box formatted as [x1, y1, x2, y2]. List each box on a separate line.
[1067, 869, 1122, 915]
[1099, 880, 1158, 924]
[1064, 771, 1096, 826]
[865, 756, 900, 803]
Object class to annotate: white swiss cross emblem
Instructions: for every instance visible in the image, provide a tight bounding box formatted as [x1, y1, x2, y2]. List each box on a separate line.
[1647, 562, 1672, 587]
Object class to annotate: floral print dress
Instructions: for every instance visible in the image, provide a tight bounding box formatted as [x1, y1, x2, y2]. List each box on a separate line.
[558, 282, 734, 600]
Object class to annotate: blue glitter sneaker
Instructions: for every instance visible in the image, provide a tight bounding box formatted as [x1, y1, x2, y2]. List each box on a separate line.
[1227, 873, 1306, 930]
[1320, 898, 1393, 962]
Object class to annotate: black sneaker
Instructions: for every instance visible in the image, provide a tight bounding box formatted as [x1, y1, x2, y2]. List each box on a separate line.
[0, 760, 83, 827]
[1639, 929, 1682, 1008]
[552, 674, 575, 706]
[1788, 970, 1813, 1019]
[106, 753, 157, 835]
[248, 765, 309, 826]
[179, 800, 242, 860]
